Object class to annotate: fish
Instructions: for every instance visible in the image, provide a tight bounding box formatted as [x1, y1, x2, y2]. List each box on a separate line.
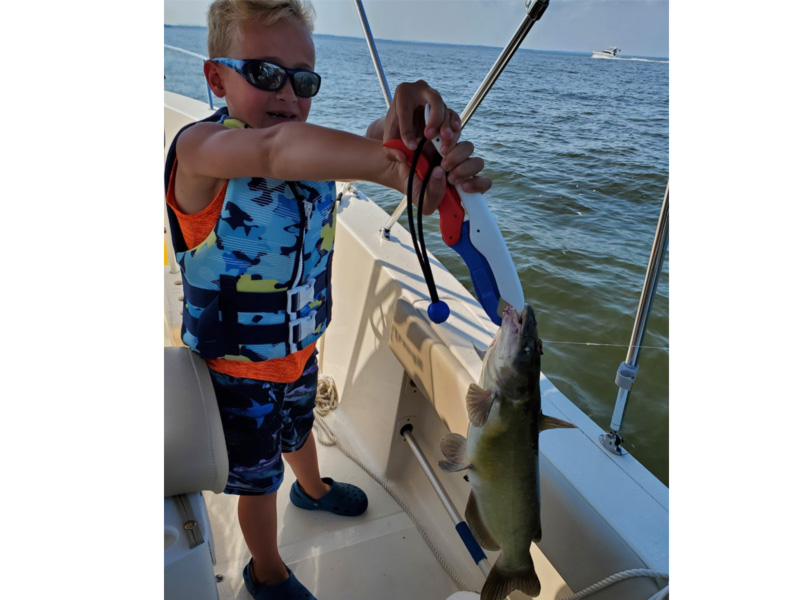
[439, 304, 576, 600]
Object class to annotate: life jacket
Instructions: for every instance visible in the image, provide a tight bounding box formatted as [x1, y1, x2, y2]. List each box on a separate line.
[165, 107, 336, 361]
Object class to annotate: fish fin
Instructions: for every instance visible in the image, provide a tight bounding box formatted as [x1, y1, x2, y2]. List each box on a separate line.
[539, 413, 577, 432]
[438, 433, 472, 472]
[532, 517, 542, 543]
[473, 343, 487, 361]
[481, 554, 540, 600]
[465, 491, 500, 551]
[466, 384, 494, 427]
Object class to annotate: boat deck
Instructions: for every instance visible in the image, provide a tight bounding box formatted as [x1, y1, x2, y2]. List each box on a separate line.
[204, 410, 573, 600]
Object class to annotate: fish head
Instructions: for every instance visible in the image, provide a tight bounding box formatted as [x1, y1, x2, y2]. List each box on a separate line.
[483, 304, 542, 400]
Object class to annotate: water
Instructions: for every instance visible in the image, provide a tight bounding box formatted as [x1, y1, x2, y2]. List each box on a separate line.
[164, 27, 669, 486]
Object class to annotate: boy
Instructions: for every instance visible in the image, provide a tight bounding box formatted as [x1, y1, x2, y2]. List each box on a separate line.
[165, 1, 491, 598]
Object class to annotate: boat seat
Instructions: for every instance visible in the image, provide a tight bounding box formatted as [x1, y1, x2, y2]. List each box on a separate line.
[164, 346, 228, 497]
[164, 346, 228, 600]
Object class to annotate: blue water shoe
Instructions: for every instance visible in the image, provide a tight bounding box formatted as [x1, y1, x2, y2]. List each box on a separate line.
[289, 476, 368, 516]
[242, 559, 316, 600]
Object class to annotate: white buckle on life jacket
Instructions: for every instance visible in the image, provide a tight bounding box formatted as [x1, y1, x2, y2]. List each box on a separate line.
[287, 281, 315, 314]
[288, 310, 318, 348]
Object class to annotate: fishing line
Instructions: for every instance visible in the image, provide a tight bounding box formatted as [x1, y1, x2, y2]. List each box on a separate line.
[546, 341, 669, 351]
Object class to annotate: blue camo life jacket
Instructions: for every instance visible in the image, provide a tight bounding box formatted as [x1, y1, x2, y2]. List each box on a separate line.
[164, 107, 337, 361]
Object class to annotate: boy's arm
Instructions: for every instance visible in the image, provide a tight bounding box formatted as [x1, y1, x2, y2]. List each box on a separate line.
[174, 121, 410, 215]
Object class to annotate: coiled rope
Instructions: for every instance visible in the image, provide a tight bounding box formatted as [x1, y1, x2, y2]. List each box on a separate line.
[314, 375, 669, 599]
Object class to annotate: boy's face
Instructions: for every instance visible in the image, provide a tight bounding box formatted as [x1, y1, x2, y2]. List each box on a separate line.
[215, 16, 316, 129]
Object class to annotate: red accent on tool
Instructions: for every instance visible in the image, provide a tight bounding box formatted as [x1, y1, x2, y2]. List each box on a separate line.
[384, 139, 465, 246]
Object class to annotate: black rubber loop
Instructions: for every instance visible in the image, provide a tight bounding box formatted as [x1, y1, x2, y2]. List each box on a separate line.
[406, 140, 440, 303]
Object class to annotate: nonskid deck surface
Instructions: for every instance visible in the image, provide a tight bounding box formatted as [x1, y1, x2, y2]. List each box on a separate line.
[205, 438, 463, 600]
[204, 426, 570, 600]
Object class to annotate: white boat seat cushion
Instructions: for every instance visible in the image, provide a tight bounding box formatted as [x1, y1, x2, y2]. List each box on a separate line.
[164, 346, 228, 497]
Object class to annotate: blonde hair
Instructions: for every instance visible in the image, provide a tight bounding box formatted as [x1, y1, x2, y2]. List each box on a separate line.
[207, 0, 316, 58]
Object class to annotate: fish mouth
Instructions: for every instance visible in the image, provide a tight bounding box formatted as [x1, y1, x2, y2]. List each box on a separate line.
[500, 305, 522, 347]
[502, 304, 529, 330]
[501, 304, 537, 347]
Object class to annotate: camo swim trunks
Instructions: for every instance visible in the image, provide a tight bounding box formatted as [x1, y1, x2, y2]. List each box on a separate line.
[208, 351, 318, 495]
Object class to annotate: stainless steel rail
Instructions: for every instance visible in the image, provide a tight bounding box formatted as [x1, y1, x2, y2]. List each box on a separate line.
[601, 182, 669, 455]
[164, 44, 216, 110]
[460, 0, 549, 128]
[377, 0, 550, 235]
[351, 0, 403, 237]
[353, 0, 393, 108]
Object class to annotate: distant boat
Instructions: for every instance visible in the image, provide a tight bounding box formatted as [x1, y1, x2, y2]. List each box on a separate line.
[592, 46, 621, 59]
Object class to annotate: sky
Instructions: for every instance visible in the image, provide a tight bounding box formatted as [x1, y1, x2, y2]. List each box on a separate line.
[164, 0, 669, 58]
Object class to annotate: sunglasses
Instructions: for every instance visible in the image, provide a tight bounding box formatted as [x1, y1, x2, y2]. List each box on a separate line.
[212, 58, 321, 98]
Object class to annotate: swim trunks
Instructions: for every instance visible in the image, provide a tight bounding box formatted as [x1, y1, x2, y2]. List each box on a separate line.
[209, 350, 319, 495]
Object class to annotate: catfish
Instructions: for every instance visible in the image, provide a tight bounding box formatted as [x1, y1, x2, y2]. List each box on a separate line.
[440, 304, 575, 600]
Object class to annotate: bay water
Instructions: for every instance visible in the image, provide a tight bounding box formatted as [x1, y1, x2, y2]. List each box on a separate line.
[164, 27, 670, 485]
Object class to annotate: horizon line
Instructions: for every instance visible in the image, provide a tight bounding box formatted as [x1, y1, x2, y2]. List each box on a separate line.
[163, 25, 669, 61]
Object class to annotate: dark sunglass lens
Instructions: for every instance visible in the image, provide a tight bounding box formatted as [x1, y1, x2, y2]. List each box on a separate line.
[292, 72, 320, 97]
[250, 61, 285, 90]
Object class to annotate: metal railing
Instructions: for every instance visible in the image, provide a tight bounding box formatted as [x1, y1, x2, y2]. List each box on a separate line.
[601, 183, 669, 454]
[460, 0, 550, 128]
[367, 0, 552, 235]
[164, 44, 216, 110]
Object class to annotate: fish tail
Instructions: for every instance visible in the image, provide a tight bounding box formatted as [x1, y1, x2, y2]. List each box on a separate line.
[481, 557, 541, 600]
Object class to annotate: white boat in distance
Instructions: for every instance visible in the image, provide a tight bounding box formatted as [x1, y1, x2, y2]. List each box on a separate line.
[592, 47, 621, 59]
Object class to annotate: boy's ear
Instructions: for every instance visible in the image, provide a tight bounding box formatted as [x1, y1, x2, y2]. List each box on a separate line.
[204, 61, 226, 98]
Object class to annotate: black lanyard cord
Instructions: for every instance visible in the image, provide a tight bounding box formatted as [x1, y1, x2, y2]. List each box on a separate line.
[406, 139, 442, 308]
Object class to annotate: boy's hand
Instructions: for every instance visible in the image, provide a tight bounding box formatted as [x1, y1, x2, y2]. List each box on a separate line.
[383, 80, 460, 154]
[384, 140, 493, 216]
[438, 139, 493, 195]
[373, 80, 493, 215]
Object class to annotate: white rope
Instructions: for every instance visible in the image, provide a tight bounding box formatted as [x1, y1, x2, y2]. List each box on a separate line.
[314, 375, 669, 599]
[313, 375, 476, 591]
[559, 569, 669, 600]
[648, 584, 669, 600]
[312, 375, 339, 448]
